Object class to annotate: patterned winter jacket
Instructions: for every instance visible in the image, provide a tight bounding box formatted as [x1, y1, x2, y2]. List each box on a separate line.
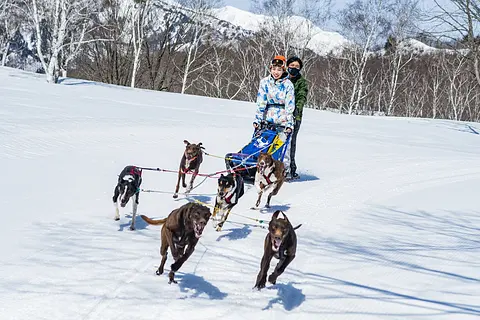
[254, 75, 295, 129]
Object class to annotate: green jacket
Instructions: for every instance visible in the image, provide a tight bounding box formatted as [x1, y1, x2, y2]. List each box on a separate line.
[290, 75, 308, 121]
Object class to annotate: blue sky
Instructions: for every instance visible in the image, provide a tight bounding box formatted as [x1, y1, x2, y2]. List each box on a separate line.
[222, 0, 449, 12]
[222, 0, 250, 11]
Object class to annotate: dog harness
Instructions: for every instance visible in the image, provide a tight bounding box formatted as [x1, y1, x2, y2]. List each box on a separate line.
[184, 153, 199, 171]
[129, 166, 142, 177]
[224, 192, 234, 204]
[263, 170, 275, 185]
[223, 174, 237, 204]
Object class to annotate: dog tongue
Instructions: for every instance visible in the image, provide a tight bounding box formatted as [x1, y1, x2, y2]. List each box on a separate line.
[272, 239, 281, 251]
[194, 225, 203, 238]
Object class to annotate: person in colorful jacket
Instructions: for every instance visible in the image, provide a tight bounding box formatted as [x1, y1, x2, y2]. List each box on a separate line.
[286, 56, 308, 180]
[253, 55, 295, 174]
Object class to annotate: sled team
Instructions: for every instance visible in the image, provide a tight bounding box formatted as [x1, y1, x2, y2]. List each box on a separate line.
[113, 55, 308, 289]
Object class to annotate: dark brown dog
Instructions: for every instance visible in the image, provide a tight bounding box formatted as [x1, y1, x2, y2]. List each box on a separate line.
[253, 152, 285, 208]
[173, 140, 204, 198]
[254, 210, 301, 290]
[140, 202, 211, 284]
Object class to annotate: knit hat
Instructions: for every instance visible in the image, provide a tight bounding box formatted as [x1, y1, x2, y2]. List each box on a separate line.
[286, 56, 303, 69]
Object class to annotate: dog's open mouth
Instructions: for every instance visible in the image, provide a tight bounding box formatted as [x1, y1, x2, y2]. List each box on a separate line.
[271, 237, 282, 252]
[258, 164, 265, 175]
[193, 221, 205, 238]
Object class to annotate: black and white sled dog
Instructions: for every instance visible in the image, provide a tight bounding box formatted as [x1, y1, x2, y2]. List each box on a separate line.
[113, 165, 142, 230]
[212, 172, 245, 231]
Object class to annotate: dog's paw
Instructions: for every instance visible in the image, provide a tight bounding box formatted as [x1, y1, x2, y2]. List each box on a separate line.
[182, 182, 187, 188]
[129, 225, 135, 231]
[267, 274, 277, 285]
[265, 204, 271, 209]
[172, 193, 178, 199]
[215, 226, 223, 232]
[168, 271, 177, 284]
[114, 216, 120, 221]
[254, 282, 266, 290]
[155, 268, 164, 276]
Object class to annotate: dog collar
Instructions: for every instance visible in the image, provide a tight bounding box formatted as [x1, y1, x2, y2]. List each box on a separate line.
[185, 152, 198, 162]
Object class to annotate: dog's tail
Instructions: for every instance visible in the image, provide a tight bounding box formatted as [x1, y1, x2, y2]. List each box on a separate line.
[140, 215, 167, 225]
[293, 224, 302, 230]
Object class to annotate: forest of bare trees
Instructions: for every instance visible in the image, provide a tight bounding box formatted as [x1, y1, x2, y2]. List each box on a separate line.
[1, 0, 479, 121]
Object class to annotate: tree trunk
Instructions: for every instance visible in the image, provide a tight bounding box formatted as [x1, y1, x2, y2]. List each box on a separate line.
[1, 41, 9, 66]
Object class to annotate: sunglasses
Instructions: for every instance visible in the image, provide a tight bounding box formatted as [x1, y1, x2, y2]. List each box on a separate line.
[270, 59, 286, 69]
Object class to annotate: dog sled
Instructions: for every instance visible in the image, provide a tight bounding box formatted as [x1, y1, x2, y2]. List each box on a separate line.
[225, 122, 291, 181]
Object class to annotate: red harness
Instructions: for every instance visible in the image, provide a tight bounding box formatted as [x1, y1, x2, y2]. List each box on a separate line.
[130, 166, 142, 177]
[224, 192, 234, 204]
[183, 153, 199, 173]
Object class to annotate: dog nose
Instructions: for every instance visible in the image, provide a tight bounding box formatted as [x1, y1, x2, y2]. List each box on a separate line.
[260, 161, 265, 166]
[219, 191, 224, 197]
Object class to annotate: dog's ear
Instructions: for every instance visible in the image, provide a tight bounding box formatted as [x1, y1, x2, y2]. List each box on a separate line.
[272, 210, 281, 219]
[198, 142, 205, 150]
[184, 140, 190, 146]
[272, 210, 287, 221]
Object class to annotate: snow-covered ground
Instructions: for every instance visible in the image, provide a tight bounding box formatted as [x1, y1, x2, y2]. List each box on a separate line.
[0, 67, 479, 319]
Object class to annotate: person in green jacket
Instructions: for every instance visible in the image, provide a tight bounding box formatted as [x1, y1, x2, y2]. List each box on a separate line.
[286, 56, 308, 180]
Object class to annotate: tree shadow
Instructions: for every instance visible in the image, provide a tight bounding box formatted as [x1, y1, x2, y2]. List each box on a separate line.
[176, 273, 228, 300]
[296, 271, 480, 316]
[263, 282, 306, 311]
[216, 225, 252, 242]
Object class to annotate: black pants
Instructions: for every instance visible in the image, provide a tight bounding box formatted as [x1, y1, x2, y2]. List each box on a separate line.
[290, 120, 301, 174]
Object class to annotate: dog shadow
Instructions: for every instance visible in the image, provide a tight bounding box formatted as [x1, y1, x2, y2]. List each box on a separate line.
[189, 195, 212, 203]
[259, 203, 291, 214]
[117, 213, 148, 231]
[289, 172, 320, 183]
[181, 194, 212, 205]
[216, 225, 252, 242]
[263, 282, 306, 311]
[177, 273, 228, 300]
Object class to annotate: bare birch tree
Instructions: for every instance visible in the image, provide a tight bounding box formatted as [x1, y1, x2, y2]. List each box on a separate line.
[130, 0, 151, 88]
[26, 0, 101, 83]
[338, 0, 391, 114]
[383, 0, 419, 114]
[175, 0, 219, 94]
[253, 0, 332, 58]
[0, 0, 13, 66]
[428, 0, 480, 86]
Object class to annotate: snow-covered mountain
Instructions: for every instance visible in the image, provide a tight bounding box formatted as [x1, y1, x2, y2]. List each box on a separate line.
[210, 6, 444, 57]
[212, 6, 351, 56]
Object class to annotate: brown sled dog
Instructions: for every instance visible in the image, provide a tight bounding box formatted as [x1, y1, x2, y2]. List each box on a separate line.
[254, 210, 301, 290]
[254, 152, 285, 208]
[140, 202, 211, 284]
[173, 140, 204, 198]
